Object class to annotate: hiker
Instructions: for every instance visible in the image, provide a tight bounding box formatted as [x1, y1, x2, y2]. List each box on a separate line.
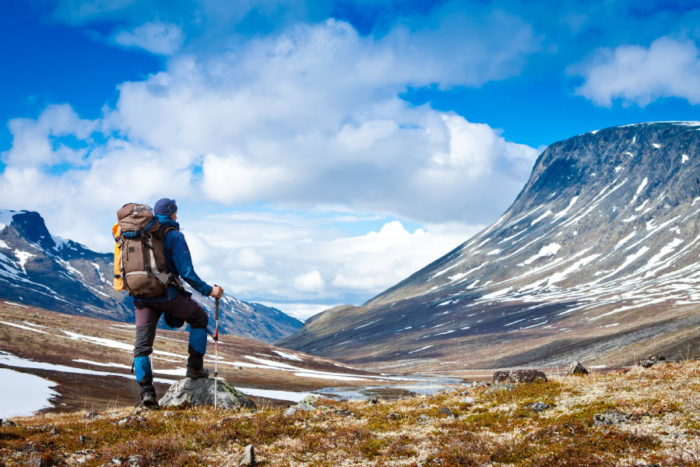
[130, 198, 224, 407]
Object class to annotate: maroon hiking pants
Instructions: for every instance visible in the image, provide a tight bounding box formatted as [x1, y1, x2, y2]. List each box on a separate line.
[133, 293, 208, 358]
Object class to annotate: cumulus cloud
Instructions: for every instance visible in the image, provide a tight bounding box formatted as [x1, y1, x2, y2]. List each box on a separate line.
[105, 19, 538, 224]
[113, 21, 184, 55]
[572, 36, 700, 106]
[185, 212, 481, 318]
[0, 15, 539, 317]
[294, 270, 325, 293]
[3, 104, 95, 168]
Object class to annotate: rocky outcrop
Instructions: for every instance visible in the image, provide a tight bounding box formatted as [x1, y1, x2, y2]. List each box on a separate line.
[159, 378, 256, 410]
[492, 369, 547, 384]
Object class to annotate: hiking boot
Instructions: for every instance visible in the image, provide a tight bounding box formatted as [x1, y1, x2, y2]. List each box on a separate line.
[141, 391, 158, 408]
[186, 367, 210, 379]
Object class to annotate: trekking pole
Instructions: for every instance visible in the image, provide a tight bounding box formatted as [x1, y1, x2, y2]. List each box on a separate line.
[214, 296, 220, 410]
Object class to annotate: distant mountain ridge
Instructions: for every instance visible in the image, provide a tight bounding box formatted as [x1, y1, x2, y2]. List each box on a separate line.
[279, 122, 700, 370]
[0, 210, 302, 343]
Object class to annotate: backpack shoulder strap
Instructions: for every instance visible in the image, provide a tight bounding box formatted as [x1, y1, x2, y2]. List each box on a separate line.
[153, 224, 185, 292]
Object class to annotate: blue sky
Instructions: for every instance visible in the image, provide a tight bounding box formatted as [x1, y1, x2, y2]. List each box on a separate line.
[1, 0, 699, 319]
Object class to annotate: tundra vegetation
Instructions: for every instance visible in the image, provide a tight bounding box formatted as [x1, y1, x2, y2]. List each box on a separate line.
[1, 360, 698, 466]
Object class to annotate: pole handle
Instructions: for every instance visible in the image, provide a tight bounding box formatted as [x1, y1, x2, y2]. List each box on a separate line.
[215, 297, 219, 321]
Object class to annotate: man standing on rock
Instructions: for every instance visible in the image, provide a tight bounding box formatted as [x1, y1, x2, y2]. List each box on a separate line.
[132, 198, 224, 407]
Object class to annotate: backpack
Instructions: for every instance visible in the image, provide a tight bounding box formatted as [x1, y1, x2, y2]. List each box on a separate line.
[112, 203, 182, 298]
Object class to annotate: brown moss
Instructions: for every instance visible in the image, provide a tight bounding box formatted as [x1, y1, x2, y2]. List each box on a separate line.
[1, 360, 699, 466]
[483, 380, 563, 407]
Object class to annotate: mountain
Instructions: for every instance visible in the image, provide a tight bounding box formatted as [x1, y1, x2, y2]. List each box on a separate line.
[279, 122, 700, 370]
[0, 210, 302, 343]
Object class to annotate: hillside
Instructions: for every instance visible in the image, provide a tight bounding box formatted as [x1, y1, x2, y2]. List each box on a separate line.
[279, 122, 700, 371]
[1, 359, 698, 465]
[0, 210, 302, 343]
[0, 303, 391, 414]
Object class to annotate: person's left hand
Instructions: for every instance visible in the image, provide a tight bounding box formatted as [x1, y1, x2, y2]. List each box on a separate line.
[210, 285, 224, 299]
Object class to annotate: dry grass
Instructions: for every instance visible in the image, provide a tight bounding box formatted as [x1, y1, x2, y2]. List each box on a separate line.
[1, 360, 698, 466]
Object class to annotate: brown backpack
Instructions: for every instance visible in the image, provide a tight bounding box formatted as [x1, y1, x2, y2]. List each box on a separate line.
[113, 203, 182, 298]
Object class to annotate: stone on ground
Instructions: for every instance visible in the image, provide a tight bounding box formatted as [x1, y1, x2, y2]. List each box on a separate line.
[159, 378, 256, 409]
[568, 360, 589, 375]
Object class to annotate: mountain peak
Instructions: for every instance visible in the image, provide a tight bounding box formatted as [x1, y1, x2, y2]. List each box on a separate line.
[280, 122, 700, 370]
[0, 210, 56, 251]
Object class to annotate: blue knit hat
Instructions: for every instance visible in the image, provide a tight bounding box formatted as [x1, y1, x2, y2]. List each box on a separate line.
[154, 198, 177, 216]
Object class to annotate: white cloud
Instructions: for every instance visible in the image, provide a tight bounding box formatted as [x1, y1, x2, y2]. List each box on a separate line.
[3, 104, 95, 168]
[182, 211, 480, 309]
[260, 302, 332, 322]
[294, 270, 325, 293]
[0, 17, 538, 318]
[113, 21, 184, 55]
[102, 20, 538, 224]
[572, 36, 700, 107]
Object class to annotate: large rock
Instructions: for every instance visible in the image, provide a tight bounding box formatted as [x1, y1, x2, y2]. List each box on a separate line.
[493, 369, 548, 384]
[640, 354, 666, 368]
[159, 378, 256, 410]
[511, 369, 547, 383]
[493, 371, 511, 384]
[568, 361, 589, 375]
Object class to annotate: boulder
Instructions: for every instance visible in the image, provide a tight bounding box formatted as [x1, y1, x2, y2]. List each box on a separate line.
[510, 369, 547, 383]
[568, 361, 589, 375]
[159, 378, 256, 410]
[492, 370, 511, 383]
[640, 355, 666, 368]
[493, 369, 547, 383]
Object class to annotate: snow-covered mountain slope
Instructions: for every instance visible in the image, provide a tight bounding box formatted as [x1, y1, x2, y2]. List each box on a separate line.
[279, 122, 700, 370]
[0, 210, 302, 343]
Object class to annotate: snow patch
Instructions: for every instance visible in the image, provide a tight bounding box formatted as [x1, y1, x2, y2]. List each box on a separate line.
[92, 263, 106, 282]
[553, 197, 579, 220]
[72, 359, 131, 369]
[0, 368, 58, 418]
[548, 254, 600, 285]
[13, 250, 35, 273]
[272, 350, 303, 362]
[520, 243, 561, 266]
[530, 210, 552, 226]
[614, 231, 637, 250]
[0, 320, 50, 335]
[480, 288, 512, 300]
[408, 345, 433, 354]
[355, 319, 380, 330]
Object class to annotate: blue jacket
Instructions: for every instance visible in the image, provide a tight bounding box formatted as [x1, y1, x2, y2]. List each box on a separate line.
[134, 215, 213, 303]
